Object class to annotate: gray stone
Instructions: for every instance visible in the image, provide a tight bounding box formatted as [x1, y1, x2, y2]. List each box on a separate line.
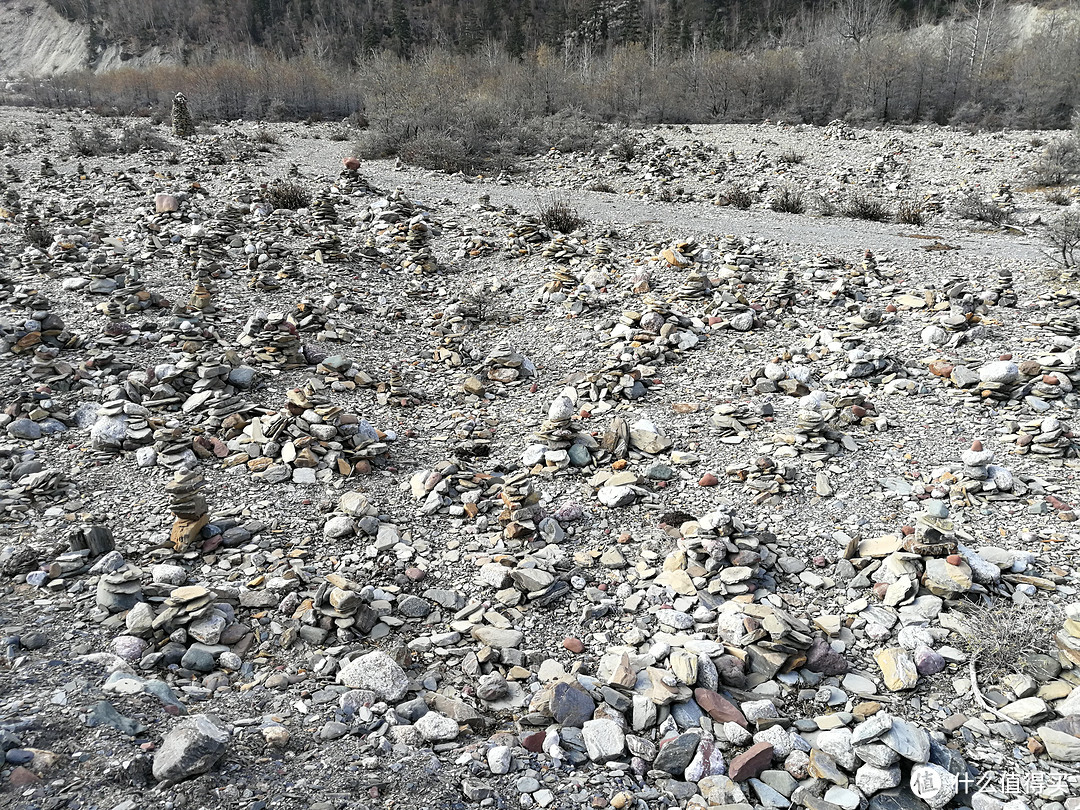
[152, 715, 229, 783]
[336, 651, 409, 701]
[415, 711, 459, 741]
[582, 719, 625, 763]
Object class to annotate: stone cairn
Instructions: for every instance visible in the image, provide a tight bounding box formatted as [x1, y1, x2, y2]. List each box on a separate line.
[171, 93, 195, 139]
[167, 470, 209, 551]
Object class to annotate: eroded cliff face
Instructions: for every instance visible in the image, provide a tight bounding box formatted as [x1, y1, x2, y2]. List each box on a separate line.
[0, 0, 175, 78]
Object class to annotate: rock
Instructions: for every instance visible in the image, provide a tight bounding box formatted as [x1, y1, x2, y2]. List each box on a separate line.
[1000, 697, 1048, 724]
[551, 682, 596, 728]
[323, 516, 356, 538]
[471, 626, 523, 648]
[487, 744, 511, 774]
[336, 651, 409, 701]
[882, 717, 930, 763]
[729, 742, 774, 782]
[876, 648, 919, 691]
[582, 719, 625, 763]
[979, 361, 1019, 385]
[1039, 726, 1080, 761]
[909, 762, 957, 808]
[414, 711, 459, 742]
[654, 731, 701, 776]
[152, 715, 229, 783]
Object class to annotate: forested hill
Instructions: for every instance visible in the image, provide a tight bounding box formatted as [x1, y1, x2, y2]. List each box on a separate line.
[44, 0, 1019, 63]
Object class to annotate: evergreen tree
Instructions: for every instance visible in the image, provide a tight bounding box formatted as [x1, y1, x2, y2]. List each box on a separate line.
[507, 9, 526, 58]
[392, 0, 412, 57]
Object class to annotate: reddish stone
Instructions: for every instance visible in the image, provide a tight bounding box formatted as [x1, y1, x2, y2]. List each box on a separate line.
[850, 405, 867, 418]
[813, 556, 828, 568]
[1048, 495, 1073, 512]
[946, 554, 962, 566]
[521, 731, 545, 753]
[9, 766, 38, 788]
[563, 637, 585, 654]
[971, 439, 983, 452]
[698, 473, 719, 487]
[928, 361, 953, 378]
[728, 742, 774, 782]
[1028, 737, 1046, 756]
[900, 525, 914, 536]
[1043, 375, 1060, 385]
[343, 156, 361, 171]
[1019, 360, 1042, 376]
[999, 353, 1012, 360]
[885, 304, 897, 313]
[694, 688, 747, 727]
[405, 567, 426, 582]
[872, 582, 889, 601]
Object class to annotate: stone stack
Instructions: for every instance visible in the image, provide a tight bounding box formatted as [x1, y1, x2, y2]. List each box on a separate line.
[166, 470, 209, 551]
[498, 471, 541, 541]
[1002, 417, 1078, 458]
[171, 93, 196, 138]
[711, 403, 766, 442]
[237, 312, 305, 368]
[484, 347, 535, 385]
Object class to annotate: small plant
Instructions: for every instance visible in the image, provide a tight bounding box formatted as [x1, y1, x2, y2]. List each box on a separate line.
[1046, 209, 1080, 268]
[895, 196, 926, 226]
[327, 126, 350, 142]
[253, 127, 279, 145]
[1044, 189, 1071, 206]
[587, 180, 616, 193]
[264, 179, 311, 210]
[954, 599, 1060, 683]
[841, 191, 891, 221]
[954, 191, 1010, 225]
[538, 193, 585, 233]
[778, 150, 804, 165]
[609, 135, 636, 162]
[812, 193, 836, 217]
[24, 223, 52, 249]
[723, 186, 755, 209]
[770, 186, 805, 214]
[1030, 136, 1046, 148]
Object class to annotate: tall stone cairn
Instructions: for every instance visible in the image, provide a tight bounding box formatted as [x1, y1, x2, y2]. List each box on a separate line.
[172, 92, 195, 139]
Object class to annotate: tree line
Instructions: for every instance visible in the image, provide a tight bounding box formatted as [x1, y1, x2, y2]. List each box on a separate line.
[22, 1, 1080, 131]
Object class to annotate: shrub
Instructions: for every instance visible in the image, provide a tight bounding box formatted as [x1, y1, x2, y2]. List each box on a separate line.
[1030, 137, 1080, 187]
[588, 180, 616, 193]
[538, 194, 585, 233]
[778, 149, 804, 165]
[841, 191, 891, 221]
[67, 123, 169, 155]
[114, 123, 169, 153]
[895, 196, 925, 225]
[724, 186, 755, 209]
[264, 179, 310, 210]
[954, 191, 1010, 225]
[954, 599, 1061, 683]
[398, 134, 473, 173]
[352, 130, 395, 160]
[68, 125, 109, 156]
[253, 127, 279, 144]
[1046, 209, 1080, 268]
[770, 186, 804, 214]
[535, 109, 600, 154]
[1045, 189, 1071, 206]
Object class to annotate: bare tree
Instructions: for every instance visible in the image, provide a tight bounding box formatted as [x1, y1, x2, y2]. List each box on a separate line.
[835, 0, 893, 46]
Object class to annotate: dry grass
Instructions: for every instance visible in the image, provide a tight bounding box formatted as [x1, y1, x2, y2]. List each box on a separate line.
[952, 599, 1061, 682]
